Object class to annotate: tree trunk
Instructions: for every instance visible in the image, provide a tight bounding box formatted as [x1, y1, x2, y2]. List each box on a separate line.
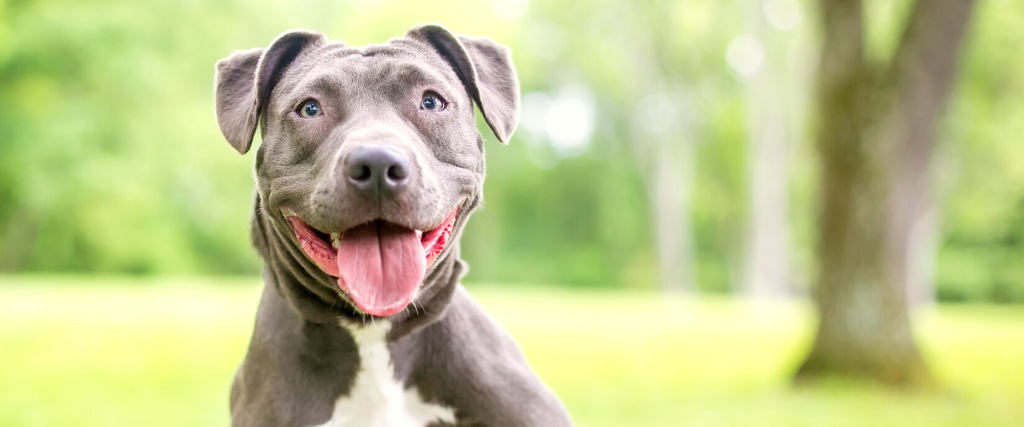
[743, 0, 809, 299]
[623, 3, 699, 293]
[796, 0, 975, 385]
[629, 93, 696, 294]
[652, 132, 695, 293]
[746, 107, 791, 298]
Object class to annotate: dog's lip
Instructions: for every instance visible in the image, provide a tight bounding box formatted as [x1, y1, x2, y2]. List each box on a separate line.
[280, 198, 465, 267]
[279, 198, 465, 237]
[280, 208, 405, 243]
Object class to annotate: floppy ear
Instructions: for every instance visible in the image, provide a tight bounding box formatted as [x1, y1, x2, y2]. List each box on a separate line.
[214, 30, 327, 154]
[406, 24, 520, 144]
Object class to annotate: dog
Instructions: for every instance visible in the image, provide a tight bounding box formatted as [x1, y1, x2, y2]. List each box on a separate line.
[213, 24, 573, 427]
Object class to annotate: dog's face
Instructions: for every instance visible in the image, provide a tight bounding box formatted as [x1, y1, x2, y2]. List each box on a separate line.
[214, 25, 519, 317]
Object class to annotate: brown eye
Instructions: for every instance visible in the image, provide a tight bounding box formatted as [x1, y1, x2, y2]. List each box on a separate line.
[299, 100, 322, 118]
[420, 92, 446, 111]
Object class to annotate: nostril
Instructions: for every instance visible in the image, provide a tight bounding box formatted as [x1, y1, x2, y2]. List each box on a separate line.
[345, 161, 373, 183]
[387, 164, 408, 181]
[353, 165, 372, 182]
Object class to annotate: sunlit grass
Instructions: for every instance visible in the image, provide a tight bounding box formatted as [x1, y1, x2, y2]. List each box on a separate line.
[1, 276, 1022, 427]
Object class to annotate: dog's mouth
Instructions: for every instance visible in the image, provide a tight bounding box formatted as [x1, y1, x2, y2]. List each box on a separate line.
[282, 205, 460, 317]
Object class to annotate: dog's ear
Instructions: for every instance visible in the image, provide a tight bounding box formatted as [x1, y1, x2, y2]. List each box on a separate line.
[214, 30, 327, 154]
[407, 24, 520, 144]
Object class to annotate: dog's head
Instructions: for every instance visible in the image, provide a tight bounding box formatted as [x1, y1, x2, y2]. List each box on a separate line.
[214, 25, 518, 317]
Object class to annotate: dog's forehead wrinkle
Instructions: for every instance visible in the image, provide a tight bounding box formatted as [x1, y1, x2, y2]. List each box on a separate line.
[371, 61, 451, 89]
[283, 73, 346, 106]
[305, 40, 462, 99]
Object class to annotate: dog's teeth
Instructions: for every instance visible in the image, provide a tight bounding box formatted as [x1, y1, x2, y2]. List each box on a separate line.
[331, 233, 341, 249]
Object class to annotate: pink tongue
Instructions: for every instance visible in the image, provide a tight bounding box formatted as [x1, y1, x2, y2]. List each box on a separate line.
[335, 221, 426, 317]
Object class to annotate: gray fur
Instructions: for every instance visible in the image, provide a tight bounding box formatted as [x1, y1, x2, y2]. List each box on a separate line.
[214, 24, 571, 426]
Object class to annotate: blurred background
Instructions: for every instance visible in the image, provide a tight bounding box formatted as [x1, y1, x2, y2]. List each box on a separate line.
[1, 0, 1022, 426]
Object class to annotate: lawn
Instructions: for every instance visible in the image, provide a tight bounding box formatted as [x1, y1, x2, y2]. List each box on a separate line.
[1, 276, 1022, 427]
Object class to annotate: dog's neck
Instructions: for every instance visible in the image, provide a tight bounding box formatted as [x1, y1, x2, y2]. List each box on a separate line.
[250, 195, 464, 341]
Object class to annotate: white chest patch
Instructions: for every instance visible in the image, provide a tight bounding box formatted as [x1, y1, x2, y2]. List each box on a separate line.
[311, 320, 456, 427]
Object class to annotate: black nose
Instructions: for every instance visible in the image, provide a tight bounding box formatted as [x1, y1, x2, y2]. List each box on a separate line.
[344, 145, 413, 198]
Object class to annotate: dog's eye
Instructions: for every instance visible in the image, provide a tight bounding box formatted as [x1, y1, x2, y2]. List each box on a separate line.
[299, 100, 322, 118]
[420, 93, 446, 112]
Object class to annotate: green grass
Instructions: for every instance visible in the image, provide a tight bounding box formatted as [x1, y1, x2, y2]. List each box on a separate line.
[1, 276, 1023, 427]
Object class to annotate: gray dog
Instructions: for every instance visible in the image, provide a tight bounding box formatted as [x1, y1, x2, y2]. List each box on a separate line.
[213, 24, 573, 427]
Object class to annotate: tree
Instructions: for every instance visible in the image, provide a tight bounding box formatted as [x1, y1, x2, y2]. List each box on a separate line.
[626, 18, 698, 294]
[740, 0, 813, 299]
[797, 0, 976, 384]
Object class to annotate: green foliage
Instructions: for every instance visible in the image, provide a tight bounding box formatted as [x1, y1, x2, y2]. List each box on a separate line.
[0, 0, 1022, 300]
[937, 0, 1024, 303]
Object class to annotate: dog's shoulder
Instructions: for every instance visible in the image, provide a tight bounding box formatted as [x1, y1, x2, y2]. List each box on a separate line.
[405, 285, 574, 427]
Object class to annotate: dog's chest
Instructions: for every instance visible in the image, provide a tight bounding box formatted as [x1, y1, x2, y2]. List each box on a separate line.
[312, 321, 455, 427]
